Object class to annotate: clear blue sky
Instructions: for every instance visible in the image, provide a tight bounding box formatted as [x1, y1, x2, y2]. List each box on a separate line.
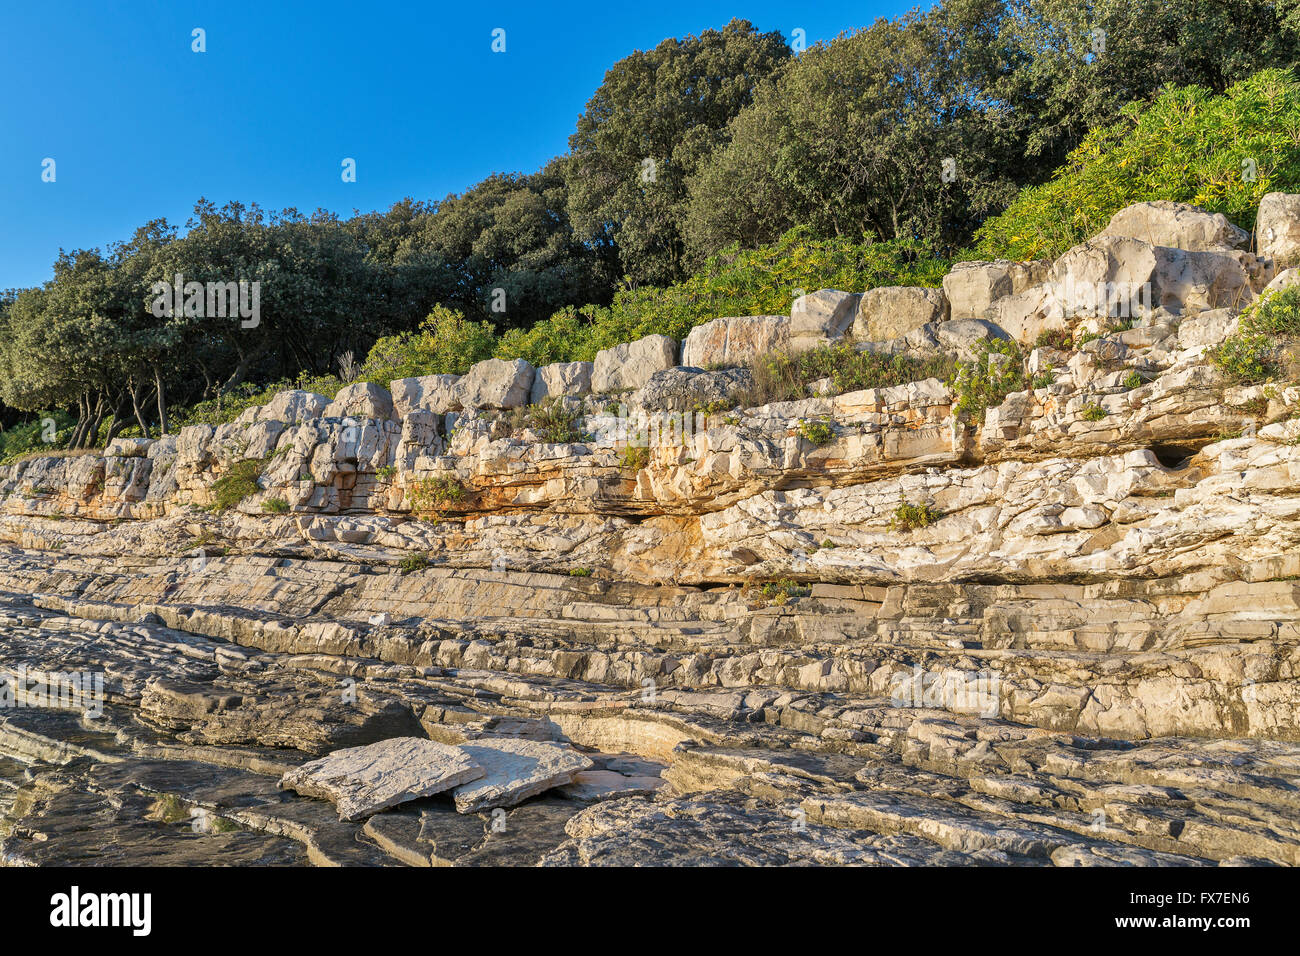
[0, 0, 914, 290]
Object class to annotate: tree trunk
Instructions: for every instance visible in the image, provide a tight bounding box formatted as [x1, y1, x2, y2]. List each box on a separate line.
[130, 381, 150, 439]
[83, 392, 107, 449]
[154, 364, 169, 435]
[66, 394, 89, 450]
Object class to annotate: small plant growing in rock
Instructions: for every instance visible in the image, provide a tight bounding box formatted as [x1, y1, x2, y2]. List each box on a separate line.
[1122, 370, 1144, 390]
[743, 578, 811, 606]
[398, 553, 431, 574]
[1081, 403, 1108, 421]
[512, 398, 584, 444]
[569, 567, 592, 577]
[948, 339, 1024, 424]
[1031, 366, 1056, 389]
[820, 539, 838, 549]
[409, 475, 467, 514]
[1034, 329, 1073, 351]
[1209, 286, 1300, 384]
[797, 419, 836, 445]
[619, 443, 650, 472]
[376, 465, 398, 481]
[208, 457, 268, 511]
[261, 497, 289, 514]
[889, 500, 942, 531]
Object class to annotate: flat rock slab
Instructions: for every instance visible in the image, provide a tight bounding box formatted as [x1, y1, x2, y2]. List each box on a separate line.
[279, 737, 484, 821]
[453, 739, 595, 814]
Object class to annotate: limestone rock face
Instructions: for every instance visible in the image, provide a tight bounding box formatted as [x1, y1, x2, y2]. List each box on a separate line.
[452, 739, 594, 813]
[279, 738, 485, 821]
[324, 382, 396, 421]
[790, 290, 859, 352]
[1100, 200, 1249, 252]
[390, 374, 461, 417]
[259, 389, 330, 424]
[531, 362, 593, 404]
[943, 260, 1050, 320]
[632, 366, 754, 413]
[591, 335, 678, 393]
[9, 204, 1300, 868]
[455, 358, 535, 410]
[1257, 192, 1300, 270]
[681, 315, 789, 368]
[853, 286, 948, 342]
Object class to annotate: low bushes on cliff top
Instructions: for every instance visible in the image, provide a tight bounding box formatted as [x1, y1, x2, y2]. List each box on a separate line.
[971, 69, 1300, 262]
[738, 344, 957, 407]
[495, 227, 949, 367]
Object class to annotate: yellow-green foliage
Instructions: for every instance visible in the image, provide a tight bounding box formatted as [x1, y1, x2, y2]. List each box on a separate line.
[408, 475, 468, 514]
[1209, 284, 1300, 383]
[949, 339, 1024, 423]
[972, 70, 1300, 262]
[261, 497, 289, 514]
[889, 501, 942, 532]
[619, 444, 650, 472]
[208, 458, 267, 511]
[797, 419, 836, 445]
[496, 227, 949, 366]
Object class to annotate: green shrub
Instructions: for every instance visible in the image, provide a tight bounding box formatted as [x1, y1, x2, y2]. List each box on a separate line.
[1247, 285, 1300, 338]
[949, 339, 1024, 423]
[619, 444, 650, 472]
[1081, 403, 1108, 421]
[261, 497, 289, 514]
[362, 305, 498, 384]
[740, 344, 956, 407]
[408, 475, 468, 514]
[1209, 333, 1280, 383]
[0, 411, 76, 465]
[1122, 371, 1144, 390]
[495, 227, 948, 366]
[208, 458, 268, 511]
[1031, 368, 1056, 390]
[889, 500, 942, 532]
[568, 567, 593, 577]
[511, 398, 584, 444]
[745, 578, 811, 606]
[972, 69, 1300, 262]
[398, 553, 431, 574]
[376, 465, 398, 480]
[797, 419, 836, 445]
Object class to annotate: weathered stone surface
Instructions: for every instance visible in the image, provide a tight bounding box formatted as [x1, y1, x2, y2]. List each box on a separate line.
[455, 358, 535, 410]
[790, 290, 859, 352]
[323, 382, 396, 421]
[632, 366, 754, 413]
[853, 286, 948, 342]
[452, 739, 594, 813]
[1257, 191, 1300, 270]
[279, 738, 485, 821]
[943, 260, 1050, 320]
[531, 362, 593, 404]
[1100, 200, 1249, 252]
[259, 389, 330, 424]
[591, 335, 678, 393]
[390, 374, 461, 417]
[681, 315, 789, 368]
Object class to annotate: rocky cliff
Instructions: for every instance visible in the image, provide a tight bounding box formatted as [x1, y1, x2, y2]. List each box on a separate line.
[4, 198, 1300, 866]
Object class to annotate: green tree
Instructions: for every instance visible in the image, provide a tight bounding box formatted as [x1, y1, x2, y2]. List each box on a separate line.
[566, 18, 791, 286]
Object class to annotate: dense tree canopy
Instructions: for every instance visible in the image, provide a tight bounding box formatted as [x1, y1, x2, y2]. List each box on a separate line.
[565, 18, 792, 286]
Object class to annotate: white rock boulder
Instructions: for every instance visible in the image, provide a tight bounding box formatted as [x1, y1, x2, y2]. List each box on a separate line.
[591, 335, 679, 393]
